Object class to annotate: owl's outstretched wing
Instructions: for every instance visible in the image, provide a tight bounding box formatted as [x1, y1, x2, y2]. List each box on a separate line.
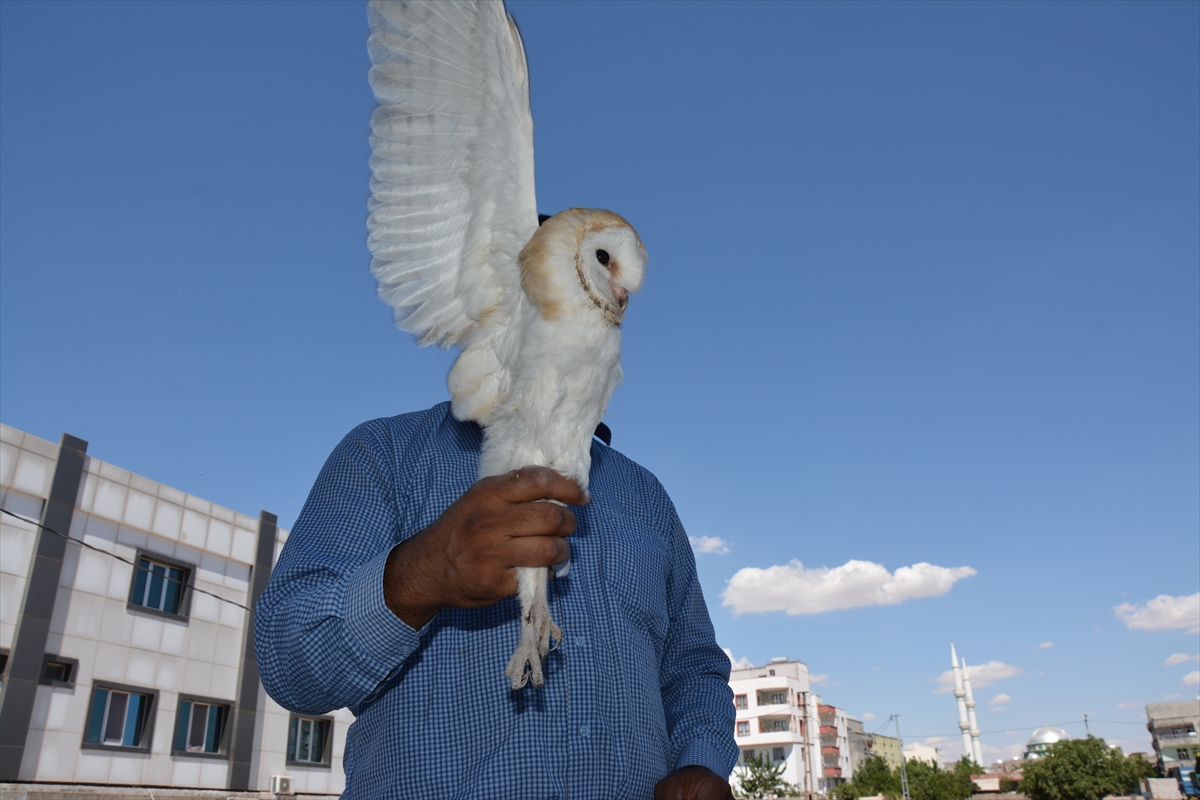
[367, 0, 536, 348]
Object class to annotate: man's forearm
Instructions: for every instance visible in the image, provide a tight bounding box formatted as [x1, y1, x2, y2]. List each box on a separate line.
[383, 534, 445, 629]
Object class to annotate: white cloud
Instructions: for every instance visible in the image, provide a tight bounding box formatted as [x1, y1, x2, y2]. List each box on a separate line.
[1035, 641, 1055, 649]
[1113, 593, 1200, 634]
[861, 712, 875, 721]
[689, 536, 730, 555]
[810, 673, 829, 685]
[1165, 653, 1200, 666]
[990, 694, 1012, 705]
[721, 559, 976, 616]
[933, 661, 1023, 694]
[722, 648, 753, 670]
[1117, 702, 1144, 709]
[1184, 671, 1200, 687]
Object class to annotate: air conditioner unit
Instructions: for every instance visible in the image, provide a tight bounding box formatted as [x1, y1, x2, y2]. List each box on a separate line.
[270, 775, 294, 795]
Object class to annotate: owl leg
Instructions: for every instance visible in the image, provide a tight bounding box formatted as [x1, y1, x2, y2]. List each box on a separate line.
[505, 566, 561, 689]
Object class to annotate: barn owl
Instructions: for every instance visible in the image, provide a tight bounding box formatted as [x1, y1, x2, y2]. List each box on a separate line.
[366, 0, 647, 689]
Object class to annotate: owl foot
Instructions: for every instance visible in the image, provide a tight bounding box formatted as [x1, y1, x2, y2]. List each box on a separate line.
[505, 595, 561, 689]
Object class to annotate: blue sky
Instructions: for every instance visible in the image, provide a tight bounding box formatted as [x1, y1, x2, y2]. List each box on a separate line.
[2, 0, 1196, 764]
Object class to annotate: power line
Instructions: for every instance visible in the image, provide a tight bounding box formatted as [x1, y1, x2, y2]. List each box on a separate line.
[0, 506, 250, 612]
[904, 718, 1146, 739]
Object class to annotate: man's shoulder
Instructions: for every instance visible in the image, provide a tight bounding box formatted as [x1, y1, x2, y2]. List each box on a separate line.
[342, 402, 481, 454]
[590, 437, 674, 510]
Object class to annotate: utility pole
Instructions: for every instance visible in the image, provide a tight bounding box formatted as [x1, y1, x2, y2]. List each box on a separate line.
[893, 715, 911, 800]
[1084, 713, 1090, 737]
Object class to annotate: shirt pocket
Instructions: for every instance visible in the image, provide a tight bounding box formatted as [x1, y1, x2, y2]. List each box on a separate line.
[596, 507, 670, 655]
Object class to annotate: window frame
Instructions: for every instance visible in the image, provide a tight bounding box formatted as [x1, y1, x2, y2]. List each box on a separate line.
[39, 653, 79, 688]
[171, 694, 234, 760]
[734, 694, 748, 710]
[286, 714, 334, 769]
[81, 681, 159, 754]
[736, 720, 750, 738]
[126, 548, 195, 622]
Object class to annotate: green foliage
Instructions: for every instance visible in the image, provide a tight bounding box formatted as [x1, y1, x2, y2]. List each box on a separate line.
[1021, 736, 1150, 800]
[854, 755, 903, 798]
[832, 753, 985, 800]
[999, 777, 1020, 792]
[903, 756, 978, 800]
[733, 753, 794, 799]
[829, 783, 863, 800]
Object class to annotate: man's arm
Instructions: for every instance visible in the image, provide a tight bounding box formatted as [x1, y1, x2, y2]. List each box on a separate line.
[654, 498, 740, 792]
[255, 422, 583, 715]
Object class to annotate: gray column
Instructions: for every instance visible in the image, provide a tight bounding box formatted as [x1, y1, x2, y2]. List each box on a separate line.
[227, 510, 278, 790]
[0, 433, 87, 780]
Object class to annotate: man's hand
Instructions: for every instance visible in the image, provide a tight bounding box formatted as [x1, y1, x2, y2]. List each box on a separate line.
[654, 765, 735, 800]
[383, 467, 586, 629]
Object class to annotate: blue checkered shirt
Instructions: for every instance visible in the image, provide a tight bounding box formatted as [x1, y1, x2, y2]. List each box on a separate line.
[256, 403, 737, 799]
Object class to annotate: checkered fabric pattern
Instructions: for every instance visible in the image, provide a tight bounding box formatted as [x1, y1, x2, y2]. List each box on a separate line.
[256, 403, 737, 799]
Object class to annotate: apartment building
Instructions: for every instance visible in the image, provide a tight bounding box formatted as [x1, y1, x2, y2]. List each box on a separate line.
[729, 658, 825, 794]
[867, 732, 903, 771]
[1146, 700, 1200, 777]
[0, 424, 353, 793]
[817, 703, 851, 786]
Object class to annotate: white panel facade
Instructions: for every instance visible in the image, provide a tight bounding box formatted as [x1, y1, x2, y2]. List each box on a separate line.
[0, 423, 353, 793]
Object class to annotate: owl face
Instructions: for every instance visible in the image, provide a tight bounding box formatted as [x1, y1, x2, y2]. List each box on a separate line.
[519, 208, 647, 325]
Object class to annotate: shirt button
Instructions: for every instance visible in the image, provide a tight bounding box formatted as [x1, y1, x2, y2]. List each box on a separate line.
[579, 724, 590, 737]
[575, 636, 586, 647]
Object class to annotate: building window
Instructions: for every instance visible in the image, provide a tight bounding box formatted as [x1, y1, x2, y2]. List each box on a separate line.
[743, 749, 756, 762]
[288, 715, 333, 767]
[173, 696, 232, 758]
[735, 694, 748, 710]
[773, 747, 786, 762]
[736, 721, 750, 737]
[771, 692, 786, 705]
[83, 683, 157, 752]
[127, 550, 194, 620]
[39, 654, 79, 688]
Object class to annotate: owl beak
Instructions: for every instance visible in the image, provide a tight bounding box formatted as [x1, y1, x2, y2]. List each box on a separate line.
[610, 282, 629, 311]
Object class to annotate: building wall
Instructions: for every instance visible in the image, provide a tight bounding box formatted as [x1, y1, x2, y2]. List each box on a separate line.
[0, 424, 353, 793]
[1146, 700, 1200, 775]
[729, 660, 823, 794]
[869, 733, 903, 771]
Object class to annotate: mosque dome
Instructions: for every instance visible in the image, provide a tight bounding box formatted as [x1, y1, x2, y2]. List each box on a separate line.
[1023, 727, 1070, 760]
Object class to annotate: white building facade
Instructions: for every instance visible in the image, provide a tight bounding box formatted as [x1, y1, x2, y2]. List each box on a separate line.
[0, 424, 353, 793]
[730, 658, 839, 794]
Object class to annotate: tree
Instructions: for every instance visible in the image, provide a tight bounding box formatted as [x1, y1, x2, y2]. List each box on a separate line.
[903, 757, 978, 800]
[830, 755, 901, 800]
[1021, 736, 1151, 800]
[734, 753, 794, 799]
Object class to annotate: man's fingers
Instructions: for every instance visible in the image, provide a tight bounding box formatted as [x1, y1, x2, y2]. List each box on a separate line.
[491, 466, 588, 507]
[507, 534, 570, 569]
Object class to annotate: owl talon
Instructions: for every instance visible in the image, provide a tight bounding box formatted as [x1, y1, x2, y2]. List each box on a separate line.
[506, 592, 560, 689]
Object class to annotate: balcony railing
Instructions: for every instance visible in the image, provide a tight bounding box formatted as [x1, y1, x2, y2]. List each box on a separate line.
[824, 767, 842, 777]
[822, 745, 840, 755]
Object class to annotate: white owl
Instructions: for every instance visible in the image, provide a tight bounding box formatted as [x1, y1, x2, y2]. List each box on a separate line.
[366, 0, 647, 689]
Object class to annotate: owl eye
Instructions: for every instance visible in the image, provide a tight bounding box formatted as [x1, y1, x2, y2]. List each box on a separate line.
[595, 249, 610, 266]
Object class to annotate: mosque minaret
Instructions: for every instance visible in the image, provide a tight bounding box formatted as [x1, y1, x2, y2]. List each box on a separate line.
[961, 654, 984, 765]
[950, 643, 984, 764]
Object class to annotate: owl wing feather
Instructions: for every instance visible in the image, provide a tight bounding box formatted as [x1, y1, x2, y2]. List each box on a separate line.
[367, 0, 536, 350]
